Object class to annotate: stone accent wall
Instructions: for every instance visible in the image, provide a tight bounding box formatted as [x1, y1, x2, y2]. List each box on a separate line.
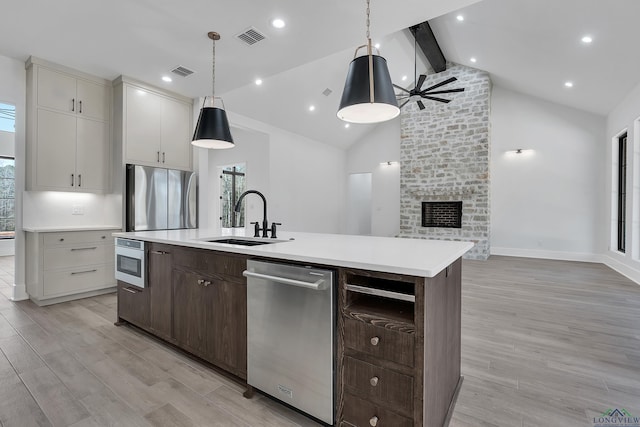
[400, 63, 491, 260]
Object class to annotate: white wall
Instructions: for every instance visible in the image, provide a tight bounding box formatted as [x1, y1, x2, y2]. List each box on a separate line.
[198, 111, 346, 235]
[201, 126, 270, 232]
[346, 119, 401, 237]
[0, 54, 26, 299]
[490, 86, 606, 260]
[605, 79, 640, 282]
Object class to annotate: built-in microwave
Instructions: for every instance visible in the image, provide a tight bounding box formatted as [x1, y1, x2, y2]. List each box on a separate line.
[115, 238, 145, 288]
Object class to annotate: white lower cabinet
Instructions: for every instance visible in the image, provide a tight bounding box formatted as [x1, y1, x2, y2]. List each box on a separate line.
[26, 228, 120, 306]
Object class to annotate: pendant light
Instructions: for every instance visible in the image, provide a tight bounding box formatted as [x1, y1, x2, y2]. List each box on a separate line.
[192, 31, 234, 149]
[337, 0, 399, 124]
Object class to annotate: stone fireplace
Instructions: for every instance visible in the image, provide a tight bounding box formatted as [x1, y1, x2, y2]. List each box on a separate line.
[400, 63, 491, 260]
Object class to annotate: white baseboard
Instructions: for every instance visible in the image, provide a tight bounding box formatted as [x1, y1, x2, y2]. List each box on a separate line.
[490, 247, 604, 263]
[10, 283, 28, 301]
[601, 255, 640, 286]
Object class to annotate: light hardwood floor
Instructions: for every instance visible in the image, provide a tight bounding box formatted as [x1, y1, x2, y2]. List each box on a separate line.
[0, 255, 638, 426]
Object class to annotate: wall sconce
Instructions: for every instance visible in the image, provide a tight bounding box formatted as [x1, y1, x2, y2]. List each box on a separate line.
[380, 161, 399, 166]
[506, 149, 534, 157]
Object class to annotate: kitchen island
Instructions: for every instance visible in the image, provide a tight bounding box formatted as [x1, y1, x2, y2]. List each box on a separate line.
[113, 228, 473, 427]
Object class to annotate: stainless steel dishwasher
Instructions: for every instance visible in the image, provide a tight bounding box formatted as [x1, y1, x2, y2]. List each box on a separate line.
[244, 260, 335, 425]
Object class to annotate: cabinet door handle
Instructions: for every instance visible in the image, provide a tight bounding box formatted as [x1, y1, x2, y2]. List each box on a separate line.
[203, 280, 211, 287]
[157, 151, 160, 162]
[71, 269, 97, 275]
[78, 174, 82, 187]
[122, 287, 138, 294]
[162, 152, 165, 163]
[370, 336, 380, 346]
[369, 376, 379, 387]
[71, 174, 74, 187]
[150, 250, 168, 255]
[369, 416, 379, 427]
[197, 279, 204, 285]
[79, 100, 82, 113]
[72, 98, 75, 112]
[71, 247, 97, 251]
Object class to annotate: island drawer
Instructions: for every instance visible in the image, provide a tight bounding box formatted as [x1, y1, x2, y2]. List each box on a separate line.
[343, 356, 413, 416]
[342, 393, 412, 427]
[344, 318, 415, 367]
[172, 247, 246, 279]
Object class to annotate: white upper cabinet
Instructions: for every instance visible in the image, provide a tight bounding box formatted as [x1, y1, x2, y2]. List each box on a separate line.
[115, 77, 192, 171]
[26, 57, 111, 193]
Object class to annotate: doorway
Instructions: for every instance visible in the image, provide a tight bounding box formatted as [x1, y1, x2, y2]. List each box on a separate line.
[347, 173, 372, 235]
[0, 103, 15, 257]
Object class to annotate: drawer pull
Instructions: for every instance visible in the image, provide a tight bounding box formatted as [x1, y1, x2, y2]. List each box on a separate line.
[71, 269, 97, 275]
[197, 279, 204, 285]
[122, 287, 137, 294]
[203, 280, 211, 287]
[370, 376, 379, 387]
[59, 238, 64, 242]
[370, 416, 379, 426]
[150, 250, 168, 255]
[71, 247, 97, 251]
[370, 336, 380, 346]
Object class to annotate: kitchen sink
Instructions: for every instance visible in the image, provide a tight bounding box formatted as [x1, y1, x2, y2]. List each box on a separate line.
[203, 237, 284, 246]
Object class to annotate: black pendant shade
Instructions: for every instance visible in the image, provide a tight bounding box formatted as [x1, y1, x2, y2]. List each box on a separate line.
[192, 106, 234, 149]
[337, 54, 400, 124]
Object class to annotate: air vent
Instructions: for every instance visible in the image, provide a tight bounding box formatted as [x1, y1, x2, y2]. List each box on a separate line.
[322, 88, 333, 97]
[236, 27, 266, 46]
[171, 66, 195, 78]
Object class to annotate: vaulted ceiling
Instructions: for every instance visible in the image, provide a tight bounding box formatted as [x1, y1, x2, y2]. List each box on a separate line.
[1, 0, 639, 149]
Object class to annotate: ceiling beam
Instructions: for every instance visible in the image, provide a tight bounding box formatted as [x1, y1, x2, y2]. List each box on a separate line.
[410, 22, 446, 73]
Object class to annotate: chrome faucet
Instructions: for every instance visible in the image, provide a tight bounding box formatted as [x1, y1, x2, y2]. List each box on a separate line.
[234, 190, 269, 238]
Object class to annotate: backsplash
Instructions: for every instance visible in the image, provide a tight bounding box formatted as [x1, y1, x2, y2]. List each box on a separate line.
[400, 63, 491, 260]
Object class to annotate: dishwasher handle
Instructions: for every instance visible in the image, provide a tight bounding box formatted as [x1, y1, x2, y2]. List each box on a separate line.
[243, 270, 327, 291]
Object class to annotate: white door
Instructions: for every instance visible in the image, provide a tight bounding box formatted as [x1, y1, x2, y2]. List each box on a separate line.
[35, 109, 77, 190]
[161, 97, 191, 170]
[125, 85, 161, 165]
[76, 118, 108, 192]
[36, 67, 76, 113]
[76, 79, 109, 121]
[347, 173, 372, 235]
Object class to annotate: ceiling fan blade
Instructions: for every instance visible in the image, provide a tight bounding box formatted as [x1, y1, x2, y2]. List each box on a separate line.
[421, 95, 452, 103]
[416, 75, 427, 91]
[417, 100, 426, 110]
[421, 77, 458, 93]
[399, 99, 411, 109]
[422, 88, 465, 95]
[393, 83, 411, 94]
[396, 95, 410, 100]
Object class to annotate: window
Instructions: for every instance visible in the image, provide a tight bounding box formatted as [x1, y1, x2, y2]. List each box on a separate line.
[220, 164, 246, 228]
[0, 103, 15, 240]
[618, 133, 627, 253]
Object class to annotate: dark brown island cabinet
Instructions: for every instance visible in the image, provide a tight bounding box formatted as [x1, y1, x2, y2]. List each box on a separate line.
[116, 242, 462, 427]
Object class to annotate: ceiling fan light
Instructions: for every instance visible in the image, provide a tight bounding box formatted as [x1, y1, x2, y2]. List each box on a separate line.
[192, 105, 234, 149]
[337, 54, 400, 124]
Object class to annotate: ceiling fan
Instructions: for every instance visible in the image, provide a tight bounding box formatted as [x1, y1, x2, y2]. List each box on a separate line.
[394, 38, 465, 110]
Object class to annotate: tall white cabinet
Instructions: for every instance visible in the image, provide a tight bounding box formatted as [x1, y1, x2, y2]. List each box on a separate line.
[113, 76, 192, 171]
[26, 57, 111, 192]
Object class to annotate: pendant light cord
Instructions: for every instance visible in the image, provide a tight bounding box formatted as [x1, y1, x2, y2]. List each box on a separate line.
[211, 36, 216, 100]
[366, 0, 370, 40]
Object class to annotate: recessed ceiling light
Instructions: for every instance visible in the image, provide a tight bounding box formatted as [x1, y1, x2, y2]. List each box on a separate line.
[564, 81, 574, 88]
[162, 76, 172, 83]
[255, 78, 263, 86]
[374, 43, 381, 49]
[345, 123, 350, 128]
[402, 75, 408, 81]
[309, 105, 316, 112]
[456, 15, 464, 21]
[271, 18, 286, 29]
[470, 57, 477, 63]
[581, 35, 593, 44]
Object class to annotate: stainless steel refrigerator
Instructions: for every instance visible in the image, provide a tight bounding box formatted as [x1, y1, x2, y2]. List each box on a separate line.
[126, 164, 197, 231]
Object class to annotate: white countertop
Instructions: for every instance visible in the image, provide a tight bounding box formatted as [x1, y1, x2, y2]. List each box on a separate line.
[113, 228, 473, 278]
[24, 225, 122, 233]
